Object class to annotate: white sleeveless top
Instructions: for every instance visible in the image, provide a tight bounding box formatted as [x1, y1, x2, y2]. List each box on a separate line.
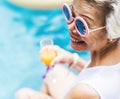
[64, 63, 120, 99]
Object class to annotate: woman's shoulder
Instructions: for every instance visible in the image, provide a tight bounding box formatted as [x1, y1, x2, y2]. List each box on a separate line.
[64, 83, 100, 99]
[8, 0, 72, 9]
[75, 63, 120, 99]
[65, 63, 120, 99]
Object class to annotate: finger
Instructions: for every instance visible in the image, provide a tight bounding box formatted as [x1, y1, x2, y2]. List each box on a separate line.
[50, 54, 66, 66]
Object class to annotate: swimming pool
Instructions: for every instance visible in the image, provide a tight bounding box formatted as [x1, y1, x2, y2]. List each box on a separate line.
[0, 1, 90, 99]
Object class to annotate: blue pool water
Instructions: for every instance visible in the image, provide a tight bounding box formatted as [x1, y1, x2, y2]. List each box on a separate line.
[0, 1, 90, 99]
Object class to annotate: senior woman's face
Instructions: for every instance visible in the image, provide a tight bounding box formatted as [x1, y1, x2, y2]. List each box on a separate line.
[69, 0, 107, 51]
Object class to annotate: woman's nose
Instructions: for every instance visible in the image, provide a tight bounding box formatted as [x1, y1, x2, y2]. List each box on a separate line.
[68, 22, 77, 34]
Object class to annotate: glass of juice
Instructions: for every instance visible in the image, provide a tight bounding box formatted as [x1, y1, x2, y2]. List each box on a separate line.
[40, 38, 57, 79]
[40, 38, 56, 66]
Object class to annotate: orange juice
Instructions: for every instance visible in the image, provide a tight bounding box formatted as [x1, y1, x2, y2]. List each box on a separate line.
[41, 49, 57, 66]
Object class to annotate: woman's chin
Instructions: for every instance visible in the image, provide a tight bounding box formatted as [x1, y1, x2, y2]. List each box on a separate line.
[70, 41, 87, 51]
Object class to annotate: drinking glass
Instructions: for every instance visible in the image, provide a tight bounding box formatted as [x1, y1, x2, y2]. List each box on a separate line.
[40, 38, 57, 80]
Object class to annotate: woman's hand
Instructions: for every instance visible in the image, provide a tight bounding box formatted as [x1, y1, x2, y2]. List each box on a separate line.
[40, 45, 73, 65]
[40, 45, 87, 72]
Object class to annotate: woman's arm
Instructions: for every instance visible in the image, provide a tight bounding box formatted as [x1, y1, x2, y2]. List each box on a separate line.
[16, 88, 52, 99]
[64, 83, 100, 99]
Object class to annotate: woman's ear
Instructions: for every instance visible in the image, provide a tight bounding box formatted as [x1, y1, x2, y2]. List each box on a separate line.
[107, 38, 119, 45]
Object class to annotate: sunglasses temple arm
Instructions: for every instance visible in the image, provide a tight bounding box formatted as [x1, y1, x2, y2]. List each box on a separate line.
[89, 26, 106, 33]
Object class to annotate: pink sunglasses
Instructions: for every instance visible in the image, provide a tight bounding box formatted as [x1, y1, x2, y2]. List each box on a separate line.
[62, 3, 105, 37]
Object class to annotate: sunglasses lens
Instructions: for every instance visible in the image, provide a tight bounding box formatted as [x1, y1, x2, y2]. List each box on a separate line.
[63, 5, 70, 21]
[75, 19, 86, 35]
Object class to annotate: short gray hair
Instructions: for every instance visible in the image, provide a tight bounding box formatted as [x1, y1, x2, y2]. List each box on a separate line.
[105, 0, 120, 40]
[94, 0, 120, 40]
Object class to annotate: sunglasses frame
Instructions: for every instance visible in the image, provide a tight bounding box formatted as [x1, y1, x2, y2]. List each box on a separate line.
[74, 17, 89, 37]
[62, 3, 74, 24]
[62, 3, 105, 37]
[62, 3, 90, 37]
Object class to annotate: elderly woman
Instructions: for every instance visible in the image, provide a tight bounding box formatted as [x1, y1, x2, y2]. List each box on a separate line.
[16, 0, 120, 99]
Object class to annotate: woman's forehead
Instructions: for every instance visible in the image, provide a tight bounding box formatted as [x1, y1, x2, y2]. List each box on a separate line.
[72, 0, 106, 18]
[72, 0, 99, 17]
[72, 0, 96, 10]
[72, 0, 105, 26]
